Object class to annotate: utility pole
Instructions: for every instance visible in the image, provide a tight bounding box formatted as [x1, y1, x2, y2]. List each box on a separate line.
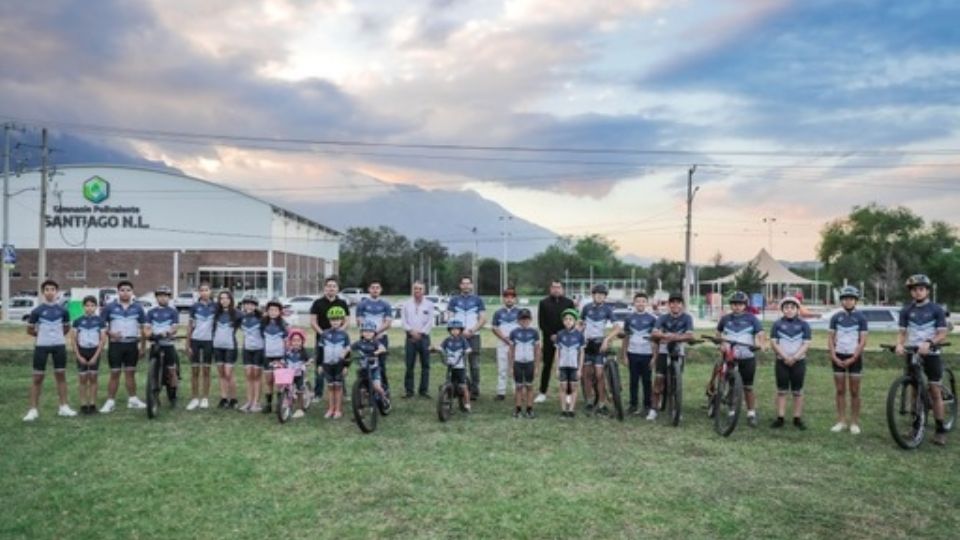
[2, 123, 13, 321]
[762, 217, 777, 255]
[37, 128, 49, 292]
[498, 215, 512, 291]
[683, 165, 698, 307]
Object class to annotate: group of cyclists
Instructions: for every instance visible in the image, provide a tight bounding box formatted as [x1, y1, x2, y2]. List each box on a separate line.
[20, 272, 952, 445]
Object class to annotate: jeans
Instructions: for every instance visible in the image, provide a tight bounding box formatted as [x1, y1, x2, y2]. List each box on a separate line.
[314, 345, 325, 399]
[628, 352, 653, 409]
[404, 334, 431, 395]
[467, 334, 481, 395]
[540, 334, 557, 394]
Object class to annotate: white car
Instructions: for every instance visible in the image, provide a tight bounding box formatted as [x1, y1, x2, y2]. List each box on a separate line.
[809, 306, 902, 331]
[286, 295, 318, 314]
[340, 288, 369, 306]
[174, 292, 197, 310]
[7, 296, 40, 321]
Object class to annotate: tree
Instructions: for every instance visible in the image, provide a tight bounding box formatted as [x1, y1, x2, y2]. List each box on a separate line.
[732, 261, 767, 295]
[648, 259, 684, 293]
[339, 226, 413, 293]
[700, 250, 734, 282]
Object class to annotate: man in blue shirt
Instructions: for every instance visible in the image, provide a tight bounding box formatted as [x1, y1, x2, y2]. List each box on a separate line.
[356, 279, 394, 393]
[23, 280, 74, 421]
[447, 277, 486, 399]
[99, 280, 147, 413]
[621, 292, 657, 415]
[491, 288, 520, 400]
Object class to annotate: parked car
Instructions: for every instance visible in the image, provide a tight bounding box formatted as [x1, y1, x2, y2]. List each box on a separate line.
[809, 306, 902, 332]
[340, 288, 370, 306]
[99, 288, 118, 305]
[7, 296, 40, 321]
[174, 291, 197, 310]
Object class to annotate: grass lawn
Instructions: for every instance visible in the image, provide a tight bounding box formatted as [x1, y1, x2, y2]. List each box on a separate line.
[1, 346, 958, 539]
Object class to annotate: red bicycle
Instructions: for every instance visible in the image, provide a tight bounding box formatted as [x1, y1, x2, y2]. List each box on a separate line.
[702, 335, 759, 437]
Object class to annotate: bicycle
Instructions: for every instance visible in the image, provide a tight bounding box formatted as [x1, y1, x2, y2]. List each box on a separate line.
[436, 352, 472, 422]
[652, 339, 694, 427]
[352, 354, 391, 434]
[701, 335, 758, 437]
[146, 335, 182, 420]
[580, 348, 625, 421]
[273, 361, 312, 424]
[882, 343, 957, 449]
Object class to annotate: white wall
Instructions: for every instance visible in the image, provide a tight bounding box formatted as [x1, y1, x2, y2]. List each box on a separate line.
[270, 212, 339, 260]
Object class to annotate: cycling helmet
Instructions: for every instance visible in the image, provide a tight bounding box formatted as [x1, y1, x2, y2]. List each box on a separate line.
[326, 306, 347, 320]
[591, 284, 609, 295]
[905, 274, 932, 289]
[779, 296, 802, 310]
[266, 298, 284, 310]
[287, 328, 306, 343]
[360, 320, 378, 333]
[561, 308, 580, 321]
[154, 285, 172, 296]
[518, 308, 532, 320]
[729, 291, 749, 305]
[668, 291, 684, 302]
[838, 286, 860, 300]
[447, 319, 465, 331]
[241, 294, 259, 305]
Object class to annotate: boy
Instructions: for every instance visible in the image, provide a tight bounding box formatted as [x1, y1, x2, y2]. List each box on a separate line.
[321, 306, 351, 419]
[73, 295, 107, 415]
[491, 288, 520, 401]
[186, 282, 215, 410]
[622, 292, 657, 416]
[145, 285, 180, 408]
[351, 320, 390, 412]
[580, 284, 618, 414]
[23, 280, 74, 421]
[434, 319, 473, 412]
[713, 291, 765, 427]
[827, 286, 868, 434]
[508, 308, 540, 418]
[770, 297, 812, 430]
[648, 292, 695, 421]
[100, 280, 147, 413]
[555, 309, 584, 418]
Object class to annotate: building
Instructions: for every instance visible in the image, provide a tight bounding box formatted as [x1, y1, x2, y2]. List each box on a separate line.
[2, 164, 339, 298]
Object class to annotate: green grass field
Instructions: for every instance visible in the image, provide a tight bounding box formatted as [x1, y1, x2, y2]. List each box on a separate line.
[1, 345, 958, 539]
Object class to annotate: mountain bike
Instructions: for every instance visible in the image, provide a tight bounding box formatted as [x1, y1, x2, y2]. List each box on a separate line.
[146, 335, 183, 419]
[701, 335, 758, 437]
[437, 352, 472, 422]
[653, 340, 695, 427]
[581, 348, 624, 421]
[882, 343, 956, 449]
[352, 354, 391, 434]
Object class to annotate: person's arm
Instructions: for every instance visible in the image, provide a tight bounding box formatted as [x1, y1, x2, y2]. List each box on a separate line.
[853, 315, 868, 363]
[61, 310, 70, 336]
[185, 310, 195, 350]
[537, 299, 549, 333]
[423, 301, 435, 335]
[895, 307, 908, 355]
[795, 323, 812, 363]
[473, 311, 487, 334]
[26, 309, 38, 337]
[508, 342, 515, 376]
[577, 347, 584, 378]
[401, 301, 414, 333]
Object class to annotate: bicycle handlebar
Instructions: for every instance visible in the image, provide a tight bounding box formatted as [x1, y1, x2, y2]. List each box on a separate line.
[700, 334, 760, 352]
[880, 342, 950, 353]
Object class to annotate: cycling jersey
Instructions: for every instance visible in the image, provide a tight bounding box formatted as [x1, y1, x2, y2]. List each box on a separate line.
[320, 328, 350, 365]
[283, 348, 309, 368]
[655, 312, 694, 355]
[581, 302, 614, 341]
[771, 317, 812, 360]
[356, 297, 393, 345]
[240, 313, 264, 351]
[624, 311, 657, 355]
[448, 294, 486, 330]
[716, 312, 762, 359]
[101, 301, 146, 343]
[350, 338, 381, 370]
[829, 309, 868, 355]
[492, 306, 520, 346]
[555, 328, 585, 369]
[899, 301, 948, 355]
[509, 327, 539, 363]
[440, 336, 471, 368]
[146, 305, 179, 346]
[189, 300, 216, 341]
[73, 314, 106, 349]
[29, 302, 70, 347]
[263, 318, 288, 358]
[212, 310, 239, 349]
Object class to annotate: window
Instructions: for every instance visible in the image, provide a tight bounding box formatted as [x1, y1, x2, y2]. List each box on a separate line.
[29, 271, 50, 279]
[66, 271, 86, 280]
[10, 271, 21, 278]
[108, 271, 129, 280]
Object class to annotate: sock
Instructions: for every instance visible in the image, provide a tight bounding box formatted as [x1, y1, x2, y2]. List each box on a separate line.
[748, 410, 756, 417]
[936, 419, 946, 433]
[266, 394, 272, 404]
[515, 406, 521, 413]
[778, 416, 785, 421]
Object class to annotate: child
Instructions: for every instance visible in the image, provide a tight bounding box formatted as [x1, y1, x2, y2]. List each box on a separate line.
[491, 288, 520, 401]
[710, 291, 764, 426]
[281, 328, 311, 419]
[99, 280, 147, 413]
[554, 309, 584, 418]
[433, 319, 473, 412]
[144, 286, 181, 407]
[261, 299, 289, 414]
[212, 290, 241, 409]
[73, 295, 107, 415]
[770, 297, 812, 430]
[649, 292, 695, 422]
[23, 280, 74, 421]
[186, 283, 215, 410]
[351, 320, 390, 410]
[508, 309, 540, 418]
[580, 284, 618, 414]
[239, 296, 264, 412]
[622, 292, 657, 416]
[827, 286, 868, 434]
[320, 306, 351, 419]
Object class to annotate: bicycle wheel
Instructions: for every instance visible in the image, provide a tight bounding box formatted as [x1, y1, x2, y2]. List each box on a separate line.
[437, 383, 454, 422]
[669, 361, 683, 427]
[146, 353, 161, 420]
[714, 370, 743, 437]
[942, 368, 957, 432]
[276, 388, 293, 424]
[606, 360, 624, 421]
[352, 377, 378, 433]
[886, 376, 925, 450]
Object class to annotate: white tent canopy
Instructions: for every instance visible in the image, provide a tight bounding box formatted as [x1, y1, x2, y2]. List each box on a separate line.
[703, 248, 815, 286]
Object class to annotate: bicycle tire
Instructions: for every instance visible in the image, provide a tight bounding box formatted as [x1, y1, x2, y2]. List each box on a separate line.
[146, 353, 161, 420]
[437, 383, 454, 422]
[886, 375, 925, 450]
[352, 377, 378, 433]
[942, 368, 957, 432]
[714, 370, 743, 437]
[669, 360, 683, 427]
[277, 388, 293, 424]
[606, 359, 624, 421]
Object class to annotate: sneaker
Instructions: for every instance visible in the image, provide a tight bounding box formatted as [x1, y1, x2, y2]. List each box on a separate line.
[292, 409, 305, 419]
[633, 407, 646, 416]
[79, 405, 90, 415]
[646, 409, 658, 421]
[217, 398, 228, 409]
[463, 404, 472, 413]
[513, 409, 521, 419]
[22, 408, 39, 422]
[470, 394, 478, 401]
[186, 398, 200, 411]
[793, 417, 807, 431]
[58, 405, 78, 417]
[419, 393, 431, 399]
[127, 397, 146, 409]
[199, 398, 209, 409]
[770, 417, 785, 429]
[333, 411, 343, 419]
[238, 401, 250, 412]
[747, 414, 758, 428]
[585, 403, 595, 413]
[249, 404, 263, 413]
[598, 405, 609, 416]
[830, 422, 847, 433]
[849, 424, 862, 435]
[324, 410, 334, 419]
[496, 394, 505, 401]
[526, 410, 536, 419]
[534, 393, 547, 403]
[99, 399, 116, 414]
[933, 432, 947, 446]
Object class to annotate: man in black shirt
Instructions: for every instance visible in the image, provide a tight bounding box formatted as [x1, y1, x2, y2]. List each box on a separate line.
[310, 276, 350, 399]
[536, 280, 575, 403]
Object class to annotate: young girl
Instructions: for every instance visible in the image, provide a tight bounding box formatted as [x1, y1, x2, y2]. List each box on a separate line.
[770, 297, 812, 430]
[186, 283, 215, 410]
[555, 309, 585, 418]
[261, 299, 289, 414]
[73, 295, 107, 415]
[239, 296, 264, 412]
[320, 306, 351, 419]
[212, 290, 241, 409]
[283, 328, 312, 419]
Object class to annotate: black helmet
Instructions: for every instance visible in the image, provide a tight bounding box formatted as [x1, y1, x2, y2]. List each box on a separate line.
[518, 308, 532, 320]
[447, 319, 465, 331]
[591, 284, 608, 295]
[905, 274, 932, 289]
[668, 291, 684, 302]
[838, 286, 860, 300]
[154, 285, 172, 296]
[266, 298, 284, 310]
[729, 291, 749, 305]
[241, 294, 259, 305]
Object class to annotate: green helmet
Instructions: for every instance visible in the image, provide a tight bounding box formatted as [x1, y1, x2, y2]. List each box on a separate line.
[561, 308, 580, 321]
[327, 306, 347, 320]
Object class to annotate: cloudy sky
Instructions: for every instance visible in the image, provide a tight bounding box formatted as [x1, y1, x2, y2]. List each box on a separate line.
[1, 0, 958, 263]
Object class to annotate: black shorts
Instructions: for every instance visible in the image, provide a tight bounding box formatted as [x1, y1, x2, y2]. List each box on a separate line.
[151, 345, 179, 369]
[323, 363, 346, 385]
[655, 353, 682, 375]
[558, 367, 578, 383]
[190, 340, 214, 366]
[738, 357, 757, 389]
[214, 348, 237, 365]
[243, 349, 264, 367]
[108, 342, 140, 371]
[33, 345, 67, 373]
[775, 359, 806, 395]
[263, 356, 282, 373]
[451, 367, 467, 387]
[912, 354, 944, 385]
[513, 362, 535, 385]
[76, 346, 100, 373]
[833, 353, 863, 375]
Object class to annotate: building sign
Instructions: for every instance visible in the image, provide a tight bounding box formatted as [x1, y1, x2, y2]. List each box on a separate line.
[46, 176, 151, 229]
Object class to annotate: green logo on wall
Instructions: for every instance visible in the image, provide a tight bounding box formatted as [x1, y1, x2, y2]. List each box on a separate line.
[82, 176, 110, 204]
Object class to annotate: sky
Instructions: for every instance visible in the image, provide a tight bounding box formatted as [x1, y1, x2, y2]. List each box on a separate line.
[1, 0, 958, 263]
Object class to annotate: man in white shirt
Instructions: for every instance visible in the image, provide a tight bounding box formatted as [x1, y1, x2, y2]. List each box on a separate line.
[402, 281, 435, 398]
